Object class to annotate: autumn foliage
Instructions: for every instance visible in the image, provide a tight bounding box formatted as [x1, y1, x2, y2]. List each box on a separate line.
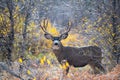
[0, 0, 120, 80]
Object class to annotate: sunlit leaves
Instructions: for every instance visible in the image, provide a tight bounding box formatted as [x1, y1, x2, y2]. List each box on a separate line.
[18, 58, 23, 63]
[15, 5, 19, 11]
[46, 59, 51, 66]
[0, 14, 10, 36]
[60, 61, 69, 70]
[40, 59, 44, 65]
[27, 70, 31, 75]
[33, 77, 36, 80]
[4, 7, 9, 13]
[40, 56, 52, 67]
[61, 34, 78, 46]
[43, 56, 46, 61]
[97, 17, 102, 23]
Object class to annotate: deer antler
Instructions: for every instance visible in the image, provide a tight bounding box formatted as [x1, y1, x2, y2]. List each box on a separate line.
[40, 19, 51, 35]
[62, 21, 72, 35]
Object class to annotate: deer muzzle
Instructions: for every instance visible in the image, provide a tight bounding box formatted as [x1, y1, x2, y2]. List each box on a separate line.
[52, 40, 60, 50]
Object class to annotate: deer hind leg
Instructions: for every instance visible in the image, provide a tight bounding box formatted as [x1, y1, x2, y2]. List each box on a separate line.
[95, 62, 106, 73]
[89, 64, 99, 74]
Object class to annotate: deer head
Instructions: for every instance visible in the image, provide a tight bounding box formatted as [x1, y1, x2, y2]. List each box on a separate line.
[40, 19, 71, 51]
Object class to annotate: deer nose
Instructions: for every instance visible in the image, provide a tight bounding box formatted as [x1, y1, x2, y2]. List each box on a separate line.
[53, 40, 59, 45]
[54, 43, 58, 45]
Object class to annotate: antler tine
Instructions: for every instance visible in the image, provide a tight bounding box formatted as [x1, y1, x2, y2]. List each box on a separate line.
[40, 25, 46, 32]
[40, 19, 51, 34]
[64, 21, 72, 33]
[40, 19, 48, 33]
[45, 19, 48, 28]
[43, 18, 46, 30]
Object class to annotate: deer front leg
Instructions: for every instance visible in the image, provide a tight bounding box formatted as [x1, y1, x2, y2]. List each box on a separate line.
[61, 60, 70, 75]
[66, 67, 69, 75]
[60, 60, 70, 80]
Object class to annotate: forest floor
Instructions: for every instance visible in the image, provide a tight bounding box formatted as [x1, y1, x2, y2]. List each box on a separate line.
[0, 61, 120, 80]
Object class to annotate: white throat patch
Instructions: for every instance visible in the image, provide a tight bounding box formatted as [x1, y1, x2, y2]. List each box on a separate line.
[53, 40, 59, 44]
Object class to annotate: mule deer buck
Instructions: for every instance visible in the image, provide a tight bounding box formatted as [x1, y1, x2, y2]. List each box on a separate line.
[40, 20, 105, 75]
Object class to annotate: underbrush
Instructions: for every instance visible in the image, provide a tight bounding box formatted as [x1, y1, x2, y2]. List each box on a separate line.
[0, 61, 120, 80]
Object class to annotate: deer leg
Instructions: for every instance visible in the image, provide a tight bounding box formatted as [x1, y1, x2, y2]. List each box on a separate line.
[66, 67, 69, 75]
[95, 62, 106, 73]
[60, 67, 69, 80]
[63, 67, 69, 75]
[89, 64, 99, 74]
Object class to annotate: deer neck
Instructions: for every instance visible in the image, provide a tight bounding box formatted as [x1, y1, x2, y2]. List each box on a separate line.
[52, 44, 64, 58]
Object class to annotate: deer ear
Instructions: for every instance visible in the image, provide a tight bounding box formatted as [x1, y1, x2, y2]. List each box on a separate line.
[60, 33, 68, 40]
[44, 33, 53, 40]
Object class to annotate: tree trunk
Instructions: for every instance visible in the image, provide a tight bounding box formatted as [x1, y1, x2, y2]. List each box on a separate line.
[112, 0, 120, 64]
[6, 0, 14, 64]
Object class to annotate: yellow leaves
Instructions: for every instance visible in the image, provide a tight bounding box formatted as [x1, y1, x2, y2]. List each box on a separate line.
[28, 47, 31, 51]
[40, 56, 52, 66]
[30, 22, 36, 27]
[59, 65, 63, 69]
[4, 7, 8, 12]
[13, 13, 18, 18]
[97, 17, 102, 22]
[18, 58, 23, 63]
[93, 22, 96, 26]
[62, 64, 67, 70]
[16, 6, 19, 11]
[40, 58, 44, 65]
[50, 28, 58, 35]
[108, 38, 113, 43]
[43, 56, 46, 61]
[84, 29, 88, 33]
[109, 24, 113, 27]
[97, 27, 102, 32]
[62, 34, 78, 46]
[87, 25, 92, 29]
[40, 56, 46, 65]
[89, 40, 93, 45]
[26, 69, 37, 79]
[46, 59, 51, 65]
[14, 15, 25, 33]
[27, 70, 31, 75]
[0, 15, 3, 22]
[82, 17, 88, 22]
[60, 61, 69, 70]
[112, 33, 115, 37]
[94, 43, 98, 46]
[82, 24, 85, 28]
[33, 77, 36, 80]
[65, 61, 69, 67]
[0, 29, 9, 36]
[47, 59, 52, 67]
